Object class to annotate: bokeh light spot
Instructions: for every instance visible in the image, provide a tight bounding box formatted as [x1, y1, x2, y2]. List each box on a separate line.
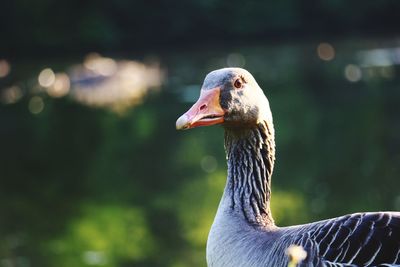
[28, 96, 44, 114]
[72, 54, 163, 112]
[317, 43, 335, 61]
[38, 68, 56, 87]
[47, 73, 70, 98]
[84, 53, 117, 76]
[344, 64, 362, 82]
[0, 59, 11, 78]
[1, 86, 23, 104]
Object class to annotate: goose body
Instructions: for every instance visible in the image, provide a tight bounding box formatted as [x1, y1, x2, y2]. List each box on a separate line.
[176, 68, 400, 266]
[208, 209, 400, 267]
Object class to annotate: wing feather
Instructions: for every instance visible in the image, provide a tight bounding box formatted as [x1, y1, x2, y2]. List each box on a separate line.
[295, 212, 400, 266]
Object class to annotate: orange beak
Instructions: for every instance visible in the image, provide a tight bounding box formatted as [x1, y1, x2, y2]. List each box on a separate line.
[176, 87, 225, 130]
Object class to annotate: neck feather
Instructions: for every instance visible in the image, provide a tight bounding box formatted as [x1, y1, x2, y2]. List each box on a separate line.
[223, 120, 275, 226]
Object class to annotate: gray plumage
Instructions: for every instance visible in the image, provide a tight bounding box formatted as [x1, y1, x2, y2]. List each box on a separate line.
[177, 68, 400, 267]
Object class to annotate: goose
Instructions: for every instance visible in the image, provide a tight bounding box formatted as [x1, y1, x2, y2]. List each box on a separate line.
[176, 68, 400, 267]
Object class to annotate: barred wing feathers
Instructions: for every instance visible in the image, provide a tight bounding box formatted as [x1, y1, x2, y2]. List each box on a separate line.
[292, 212, 400, 266]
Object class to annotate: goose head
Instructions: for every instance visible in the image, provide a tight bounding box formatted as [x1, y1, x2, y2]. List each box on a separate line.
[176, 68, 272, 130]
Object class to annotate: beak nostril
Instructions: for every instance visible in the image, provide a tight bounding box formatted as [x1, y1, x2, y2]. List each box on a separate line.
[199, 104, 207, 111]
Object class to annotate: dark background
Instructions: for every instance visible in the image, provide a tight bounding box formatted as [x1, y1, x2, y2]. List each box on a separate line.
[2, 0, 400, 55]
[1, 1, 400, 266]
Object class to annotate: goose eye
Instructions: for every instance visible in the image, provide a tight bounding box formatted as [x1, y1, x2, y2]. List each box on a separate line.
[234, 79, 243, 89]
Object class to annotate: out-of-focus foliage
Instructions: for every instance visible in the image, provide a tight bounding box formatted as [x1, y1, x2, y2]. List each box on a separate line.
[47, 204, 154, 267]
[1, 41, 399, 266]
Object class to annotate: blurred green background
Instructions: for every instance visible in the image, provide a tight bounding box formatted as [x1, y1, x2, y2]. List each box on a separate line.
[1, 1, 400, 266]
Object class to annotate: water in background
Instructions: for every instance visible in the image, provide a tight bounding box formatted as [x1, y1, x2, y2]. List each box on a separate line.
[1, 39, 400, 267]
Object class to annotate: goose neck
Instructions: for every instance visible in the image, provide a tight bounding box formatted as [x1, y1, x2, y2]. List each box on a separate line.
[223, 121, 276, 226]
